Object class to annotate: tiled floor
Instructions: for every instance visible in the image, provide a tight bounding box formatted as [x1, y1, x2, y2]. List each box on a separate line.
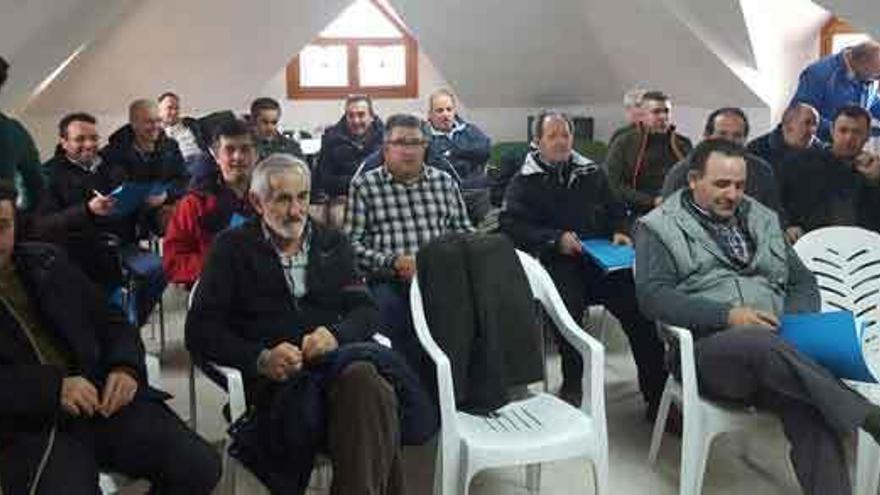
[135, 289, 845, 494]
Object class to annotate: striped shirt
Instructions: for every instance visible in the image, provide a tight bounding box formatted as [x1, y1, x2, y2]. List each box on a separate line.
[345, 164, 473, 276]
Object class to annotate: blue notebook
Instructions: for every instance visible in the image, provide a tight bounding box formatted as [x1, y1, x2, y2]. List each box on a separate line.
[580, 239, 635, 272]
[780, 311, 875, 382]
[109, 181, 169, 217]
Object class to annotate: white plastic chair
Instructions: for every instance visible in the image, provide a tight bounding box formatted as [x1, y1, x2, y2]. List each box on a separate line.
[793, 226, 880, 495]
[647, 324, 778, 495]
[410, 249, 608, 495]
[98, 352, 162, 494]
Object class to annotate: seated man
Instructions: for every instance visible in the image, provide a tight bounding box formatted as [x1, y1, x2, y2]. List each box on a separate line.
[0, 56, 45, 210]
[187, 154, 425, 494]
[635, 139, 880, 494]
[38, 112, 164, 326]
[426, 88, 492, 224]
[163, 119, 256, 287]
[747, 102, 822, 178]
[500, 111, 666, 413]
[314, 94, 383, 227]
[250, 97, 303, 161]
[0, 181, 220, 495]
[607, 90, 692, 218]
[157, 91, 209, 165]
[780, 105, 880, 242]
[661, 107, 782, 215]
[346, 113, 473, 368]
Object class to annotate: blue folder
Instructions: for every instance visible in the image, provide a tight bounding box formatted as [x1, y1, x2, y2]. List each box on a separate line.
[580, 239, 635, 272]
[109, 182, 169, 217]
[228, 213, 247, 229]
[779, 311, 875, 382]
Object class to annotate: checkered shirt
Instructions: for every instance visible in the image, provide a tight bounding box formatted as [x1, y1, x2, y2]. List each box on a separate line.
[345, 164, 474, 275]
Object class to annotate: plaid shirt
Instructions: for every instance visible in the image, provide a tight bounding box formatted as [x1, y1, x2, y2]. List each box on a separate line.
[345, 164, 474, 276]
[685, 193, 754, 266]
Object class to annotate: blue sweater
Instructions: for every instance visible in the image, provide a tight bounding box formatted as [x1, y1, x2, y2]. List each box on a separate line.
[791, 51, 880, 140]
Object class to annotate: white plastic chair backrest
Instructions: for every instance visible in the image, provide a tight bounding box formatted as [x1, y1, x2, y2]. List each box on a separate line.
[793, 226, 880, 330]
[409, 248, 602, 442]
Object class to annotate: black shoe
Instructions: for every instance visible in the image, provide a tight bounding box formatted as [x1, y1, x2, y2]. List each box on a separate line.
[558, 387, 583, 408]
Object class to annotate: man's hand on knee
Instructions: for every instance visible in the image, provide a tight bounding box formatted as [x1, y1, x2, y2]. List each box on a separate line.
[61, 376, 100, 417]
[302, 326, 339, 362]
[727, 306, 779, 330]
[99, 369, 138, 417]
[258, 342, 303, 381]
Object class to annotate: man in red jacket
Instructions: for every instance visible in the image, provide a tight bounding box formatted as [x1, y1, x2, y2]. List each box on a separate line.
[163, 119, 256, 287]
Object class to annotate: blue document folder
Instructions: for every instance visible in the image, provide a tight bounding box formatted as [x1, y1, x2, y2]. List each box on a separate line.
[780, 311, 875, 382]
[109, 182, 168, 217]
[228, 213, 247, 229]
[581, 239, 635, 272]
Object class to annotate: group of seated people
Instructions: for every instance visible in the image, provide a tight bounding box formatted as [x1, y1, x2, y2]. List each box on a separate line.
[6, 45, 880, 492]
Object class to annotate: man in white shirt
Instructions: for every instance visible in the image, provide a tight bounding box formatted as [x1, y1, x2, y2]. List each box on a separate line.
[157, 91, 207, 164]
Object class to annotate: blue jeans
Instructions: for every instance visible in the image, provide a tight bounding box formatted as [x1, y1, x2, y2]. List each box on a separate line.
[368, 281, 421, 371]
[119, 246, 167, 327]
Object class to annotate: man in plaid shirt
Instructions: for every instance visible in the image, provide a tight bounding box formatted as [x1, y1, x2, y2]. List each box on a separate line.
[346, 113, 473, 366]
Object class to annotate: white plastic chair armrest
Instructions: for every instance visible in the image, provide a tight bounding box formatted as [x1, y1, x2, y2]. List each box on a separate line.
[372, 332, 392, 348]
[660, 323, 700, 406]
[409, 275, 457, 425]
[145, 353, 161, 389]
[516, 251, 605, 417]
[215, 364, 247, 423]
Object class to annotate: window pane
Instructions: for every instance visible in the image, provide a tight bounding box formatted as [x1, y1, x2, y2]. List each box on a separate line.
[321, 0, 402, 39]
[358, 45, 406, 87]
[832, 33, 873, 54]
[299, 45, 348, 87]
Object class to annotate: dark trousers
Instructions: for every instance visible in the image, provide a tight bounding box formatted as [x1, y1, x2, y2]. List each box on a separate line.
[0, 398, 220, 495]
[695, 327, 873, 495]
[545, 254, 667, 410]
[369, 281, 420, 368]
[326, 361, 404, 495]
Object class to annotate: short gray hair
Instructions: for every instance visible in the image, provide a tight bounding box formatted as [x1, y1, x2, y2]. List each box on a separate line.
[623, 88, 646, 108]
[250, 153, 310, 200]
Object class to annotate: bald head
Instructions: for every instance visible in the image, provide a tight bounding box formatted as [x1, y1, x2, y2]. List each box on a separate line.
[129, 99, 161, 145]
[849, 41, 880, 82]
[781, 103, 819, 149]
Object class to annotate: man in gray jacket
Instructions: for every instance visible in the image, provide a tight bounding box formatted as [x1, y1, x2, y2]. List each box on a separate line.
[635, 138, 880, 494]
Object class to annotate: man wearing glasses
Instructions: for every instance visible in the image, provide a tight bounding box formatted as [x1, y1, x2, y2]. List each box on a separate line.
[346, 113, 473, 369]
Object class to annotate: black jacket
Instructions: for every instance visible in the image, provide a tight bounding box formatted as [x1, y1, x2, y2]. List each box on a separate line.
[0, 243, 156, 436]
[100, 124, 189, 201]
[315, 116, 383, 198]
[427, 118, 491, 189]
[747, 125, 824, 178]
[185, 220, 382, 388]
[500, 151, 627, 258]
[779, 148, 880, 233]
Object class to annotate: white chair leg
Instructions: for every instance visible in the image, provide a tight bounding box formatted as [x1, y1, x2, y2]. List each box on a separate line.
[855, 430, 880, 495]
[592, 454, 609, 495]
[680, 418, 710, 495]
[437, 442, 461, 495]
[648, 380, 675, 465]
[525, 464, 541, 493]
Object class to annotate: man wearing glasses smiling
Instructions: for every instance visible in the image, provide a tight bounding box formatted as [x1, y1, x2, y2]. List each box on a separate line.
[346, 113, 473, 370]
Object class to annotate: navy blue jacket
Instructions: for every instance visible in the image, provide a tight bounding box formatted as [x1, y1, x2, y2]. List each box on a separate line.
[315, 116, 384, 198]
[100, 124, 189, 201]
[427, 118, 491, 189]
[747, 124, 824, 178]
[500, 151, 627, 257]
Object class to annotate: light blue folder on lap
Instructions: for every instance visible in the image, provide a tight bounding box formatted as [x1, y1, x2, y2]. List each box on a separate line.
[780, 311, 875, 382]
[580, 239, 635, 272]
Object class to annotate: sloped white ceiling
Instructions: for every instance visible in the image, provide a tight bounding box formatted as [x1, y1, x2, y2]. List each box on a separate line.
[388, 0, 764, 108]
[23, 0, 349, 115]
[7, 0, 855, 118]
[813, 0, 880, 40]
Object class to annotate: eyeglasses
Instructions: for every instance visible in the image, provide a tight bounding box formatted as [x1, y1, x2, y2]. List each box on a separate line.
[386, 139, 428, 148]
